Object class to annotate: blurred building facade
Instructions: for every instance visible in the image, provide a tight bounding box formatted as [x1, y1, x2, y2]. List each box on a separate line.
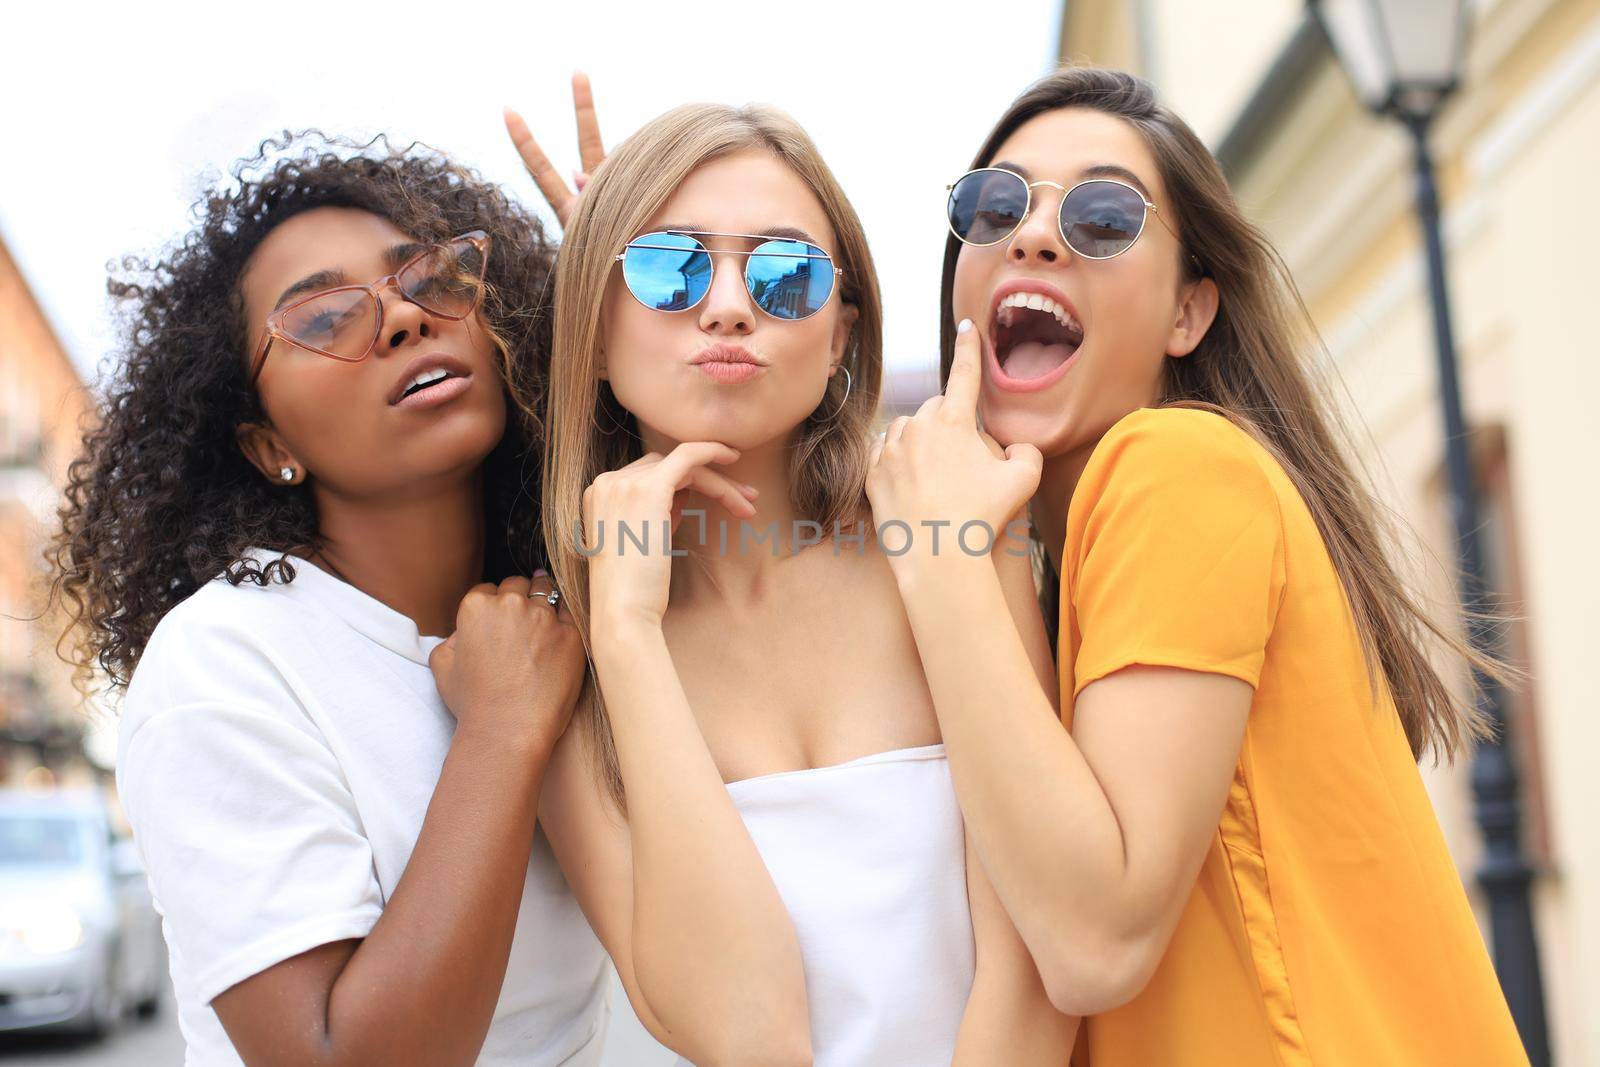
[0, 229, 98, 790]
[1057, 0, 1599, 1060]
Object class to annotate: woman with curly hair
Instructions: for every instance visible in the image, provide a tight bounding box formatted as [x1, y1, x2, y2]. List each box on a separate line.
[47, 134, 611, 1066]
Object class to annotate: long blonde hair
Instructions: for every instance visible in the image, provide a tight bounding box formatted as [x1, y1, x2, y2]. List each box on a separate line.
[534, 103, 883, 809]
[939, 65, 1511, 763]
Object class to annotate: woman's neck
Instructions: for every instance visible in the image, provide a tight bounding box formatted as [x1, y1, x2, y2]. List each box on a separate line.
[1031, 442, 1099, 578]
[308, 472, 487, 639]
[656, 435, 806, 607]
[1030, 394, 1166, 574]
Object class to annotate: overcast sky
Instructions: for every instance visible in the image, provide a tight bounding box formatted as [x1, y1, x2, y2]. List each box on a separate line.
[1, 0, 1062, 400]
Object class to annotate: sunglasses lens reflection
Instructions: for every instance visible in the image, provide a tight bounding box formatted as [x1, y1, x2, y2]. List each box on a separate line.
[948, 170, 1029, 245]
[746, 240, 834, 320]
[623, 232, 712, 311]
[1059, 181, 1146, 258]
[280, 290, 378, 358]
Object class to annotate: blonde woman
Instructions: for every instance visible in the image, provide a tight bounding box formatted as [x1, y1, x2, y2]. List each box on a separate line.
[516, 102, 1075, 1066]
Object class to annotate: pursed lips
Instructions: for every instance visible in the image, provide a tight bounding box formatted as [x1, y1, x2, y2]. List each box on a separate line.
[689, 342, 767, 383]
[689, 342, 767, 367]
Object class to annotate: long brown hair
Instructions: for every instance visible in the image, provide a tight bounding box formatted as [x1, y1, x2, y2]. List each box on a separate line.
[539, 103, 884, 810]
[939, 65, 1508, 762]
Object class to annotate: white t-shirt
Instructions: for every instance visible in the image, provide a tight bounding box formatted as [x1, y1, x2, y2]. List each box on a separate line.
[116, 545, 611, 1066]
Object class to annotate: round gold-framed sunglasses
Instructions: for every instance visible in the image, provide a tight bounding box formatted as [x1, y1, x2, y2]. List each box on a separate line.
[248, 230, 491, 383]
[946, 168, 1200, 271]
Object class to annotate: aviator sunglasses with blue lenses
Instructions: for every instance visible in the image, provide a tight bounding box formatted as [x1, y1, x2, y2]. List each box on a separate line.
[616, 230, 843, 320]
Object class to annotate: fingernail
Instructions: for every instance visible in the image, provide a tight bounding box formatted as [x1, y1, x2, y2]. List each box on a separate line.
[533, 567, 549, 578]
[957, 318, 973, 334]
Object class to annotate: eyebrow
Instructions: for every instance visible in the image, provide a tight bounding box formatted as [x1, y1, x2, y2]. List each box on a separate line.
[271, 241, 430, 310]
[273, 269, 343, 311]
[992, 160, 1156, 201]
[646, 224, 824, 246]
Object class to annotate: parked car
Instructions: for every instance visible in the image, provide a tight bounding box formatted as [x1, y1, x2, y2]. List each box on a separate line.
[0, 788, 165, 1037]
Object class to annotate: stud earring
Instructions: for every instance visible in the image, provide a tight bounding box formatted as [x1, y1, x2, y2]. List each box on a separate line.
[279, 467, 295, 482]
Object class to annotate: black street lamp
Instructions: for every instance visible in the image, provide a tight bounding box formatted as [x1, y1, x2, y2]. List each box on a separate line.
[1309, 2, 1549, 1063]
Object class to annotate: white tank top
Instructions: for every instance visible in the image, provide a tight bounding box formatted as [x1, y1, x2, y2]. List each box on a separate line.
[674, 743, 975, 1066]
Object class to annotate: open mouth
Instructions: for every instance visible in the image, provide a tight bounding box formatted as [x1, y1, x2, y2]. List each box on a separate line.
[400, 367, 459, 400]
[991, 292, 1084, 382]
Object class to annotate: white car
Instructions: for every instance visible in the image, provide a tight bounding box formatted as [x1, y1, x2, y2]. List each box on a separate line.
[0, 788, 166, 1037]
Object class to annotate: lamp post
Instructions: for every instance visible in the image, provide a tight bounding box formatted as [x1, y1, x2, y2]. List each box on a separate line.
[1309, 3, 1549, 1063]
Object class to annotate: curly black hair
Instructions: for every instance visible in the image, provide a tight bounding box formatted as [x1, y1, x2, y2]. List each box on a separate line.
[47, 130, 558, 694]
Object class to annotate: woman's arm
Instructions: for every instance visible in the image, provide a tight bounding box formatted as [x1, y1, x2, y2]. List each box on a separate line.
[595, 621, 811, 1066]
[896, 559, 1249, 1015]
[209, 576, 587, 1067]
[538, 689, 811, 1067]
[949, 524, 1076, 1064]
[953, 831, 1079, 1064]
[213, 729, 552, 1066]
[992, 504, 1059, 714]
[867, 328, 1254, 1016]
[541, 441, 811, 1067]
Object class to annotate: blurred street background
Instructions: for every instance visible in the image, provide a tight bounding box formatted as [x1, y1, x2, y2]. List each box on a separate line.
[4, 0, 1599, 1062]
[0, 1005, 183, 1065]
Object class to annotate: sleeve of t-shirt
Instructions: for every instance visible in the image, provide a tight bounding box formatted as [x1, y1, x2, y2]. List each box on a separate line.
[119, 699, 384, 1006]
[1065, 408, 1287, 699]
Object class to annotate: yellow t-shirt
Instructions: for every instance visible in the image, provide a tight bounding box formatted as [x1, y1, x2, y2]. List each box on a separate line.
[1060, 407, 1527, 1066]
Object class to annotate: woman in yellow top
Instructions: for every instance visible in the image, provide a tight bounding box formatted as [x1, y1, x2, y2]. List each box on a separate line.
[865, 66, 1530, 1064]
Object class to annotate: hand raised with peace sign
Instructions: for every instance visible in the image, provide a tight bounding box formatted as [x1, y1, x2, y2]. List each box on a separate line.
[865, 320, 1043, 574]
[504, 71, 607, 229]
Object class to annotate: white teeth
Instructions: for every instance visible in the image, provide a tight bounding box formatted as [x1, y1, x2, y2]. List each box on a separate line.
[995, 291, 1082, 335]
[408, 368, 450, 391]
